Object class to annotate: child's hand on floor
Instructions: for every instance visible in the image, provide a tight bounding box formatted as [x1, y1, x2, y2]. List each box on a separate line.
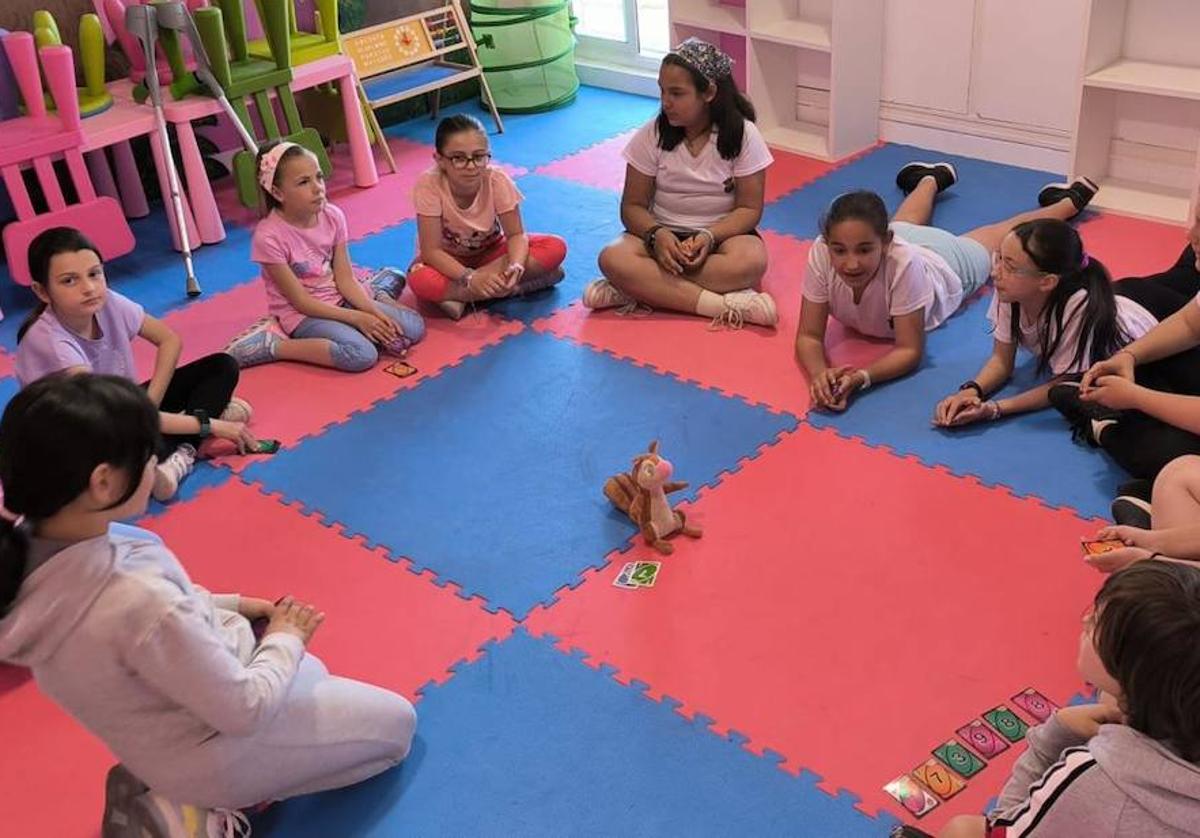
[211, 418, 258, 455]
[266, 596, 325, 645]
[1055, 703, 1125, 739]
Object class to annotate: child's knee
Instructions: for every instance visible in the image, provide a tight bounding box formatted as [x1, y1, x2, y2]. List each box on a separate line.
[408, 265, 450, 302]
[1157, 454, 1200, 487]
[532, 235, 568, 272]
[598, 243, 630, 285]
[330, 337, 378, 372]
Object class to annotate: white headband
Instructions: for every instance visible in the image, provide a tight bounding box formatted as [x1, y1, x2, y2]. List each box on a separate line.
[258, 142, 300, 191]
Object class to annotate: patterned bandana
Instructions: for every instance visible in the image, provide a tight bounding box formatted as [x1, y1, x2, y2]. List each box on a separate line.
[670, 37, 734, 86]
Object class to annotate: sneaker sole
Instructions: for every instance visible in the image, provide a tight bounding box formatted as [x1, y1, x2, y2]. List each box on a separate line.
[897, 161, 958, 192]
[756, 293, 779, 327]
[1038, 177, 1099, 209]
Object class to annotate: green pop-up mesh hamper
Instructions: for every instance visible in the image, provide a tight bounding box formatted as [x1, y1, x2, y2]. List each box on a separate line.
[469, 0, 579, 113]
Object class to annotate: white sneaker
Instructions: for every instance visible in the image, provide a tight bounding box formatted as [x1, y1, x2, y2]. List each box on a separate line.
[224, 320, 281, 369]
[711, 289, 778, 330]
[152, 444, 197, 502]
[131, 788, 251, 837]
[218, 397, 253, 424]
[582, 278, 634, 310]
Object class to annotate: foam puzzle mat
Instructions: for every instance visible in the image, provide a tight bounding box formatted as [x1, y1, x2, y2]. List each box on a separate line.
[0, 84, 1191, 836]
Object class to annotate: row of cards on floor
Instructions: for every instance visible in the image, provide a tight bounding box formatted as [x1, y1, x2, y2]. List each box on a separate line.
[885, 688, 1060, 819]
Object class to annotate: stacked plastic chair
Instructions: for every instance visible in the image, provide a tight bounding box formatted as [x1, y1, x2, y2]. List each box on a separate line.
[248, 0, 339, 65]
[0, 32, 134, 290]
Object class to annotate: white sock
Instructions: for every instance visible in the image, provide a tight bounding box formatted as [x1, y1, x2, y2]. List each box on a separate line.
[694, 289, 726, 318]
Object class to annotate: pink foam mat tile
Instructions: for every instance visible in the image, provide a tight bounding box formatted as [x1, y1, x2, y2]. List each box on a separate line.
[0, 664, 114, 837]
[206, 310, 524, 471]
[211, 137, 528, 240]
[525, 425, 1101, 828]
[0, 349, 15, 379]
[1078, 211, 1191, 279]
[533, 232, 892, 416]
[141, 478, 517, 696]
[132, 281, 269, 381]
[764, 148, 842, 205]
[534, 129, 636, 193]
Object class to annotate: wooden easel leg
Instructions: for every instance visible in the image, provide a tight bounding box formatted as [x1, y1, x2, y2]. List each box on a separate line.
[357, 79, 396, 174]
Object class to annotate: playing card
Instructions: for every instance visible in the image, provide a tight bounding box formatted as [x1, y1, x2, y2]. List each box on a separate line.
[1080, 538, 1124, 557]
[956, 719, 1010, 758]
[630, 561, 661, 587]
[912, 758, 966, 800]
[933, 740, 985, 778]
[612, 562, 638, 589]
[384, 361, 417, 378]
[985, 706, 1029, 743]
[1011, 688, 1059, 723]
[883, 774, 939, 817]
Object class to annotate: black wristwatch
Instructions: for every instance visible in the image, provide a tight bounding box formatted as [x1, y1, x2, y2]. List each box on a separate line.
[958, 380, 985, 398]
[643, 224, 663, 254]
[193, 409, 211, 438]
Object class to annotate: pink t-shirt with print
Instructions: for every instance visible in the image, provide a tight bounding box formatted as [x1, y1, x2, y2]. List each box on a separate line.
[412, 166, 522, 260]
[250, 203, 349, 334]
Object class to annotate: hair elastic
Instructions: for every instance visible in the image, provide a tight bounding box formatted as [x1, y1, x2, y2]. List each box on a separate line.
[258, 142, 300, 192]
[1080, 251, 1091, 271]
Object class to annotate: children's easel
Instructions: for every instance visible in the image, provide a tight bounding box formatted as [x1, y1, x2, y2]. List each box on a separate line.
[342, 0, 503, 135]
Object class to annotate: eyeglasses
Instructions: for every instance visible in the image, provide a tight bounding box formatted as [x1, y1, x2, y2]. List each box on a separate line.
[442, 152, 492, 169]
[991, 250, 1048, 278]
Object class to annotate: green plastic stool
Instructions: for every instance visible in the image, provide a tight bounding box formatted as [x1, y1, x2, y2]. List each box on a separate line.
[32, 10, 113, 116]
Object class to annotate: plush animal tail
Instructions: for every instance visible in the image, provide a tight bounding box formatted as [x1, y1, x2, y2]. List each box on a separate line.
[603, 473, 637, 516]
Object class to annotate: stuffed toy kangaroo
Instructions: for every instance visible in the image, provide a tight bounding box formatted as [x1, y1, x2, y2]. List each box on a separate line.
[604, 441, 702, 555]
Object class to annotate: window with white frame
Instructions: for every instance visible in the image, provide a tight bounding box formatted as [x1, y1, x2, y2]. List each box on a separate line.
[574, 0, 670, 66]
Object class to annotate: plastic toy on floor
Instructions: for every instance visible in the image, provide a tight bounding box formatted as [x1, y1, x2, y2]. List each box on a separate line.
[604, 441, 702, 555]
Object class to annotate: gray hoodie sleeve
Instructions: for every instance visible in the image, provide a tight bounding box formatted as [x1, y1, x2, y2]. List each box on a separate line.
[992, 715, 1090, 816]
[127, 595, 305, 736]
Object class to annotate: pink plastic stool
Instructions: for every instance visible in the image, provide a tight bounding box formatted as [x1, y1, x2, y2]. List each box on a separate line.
[0, 33, 134, 288]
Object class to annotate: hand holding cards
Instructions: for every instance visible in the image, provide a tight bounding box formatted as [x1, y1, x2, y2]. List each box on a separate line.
[612, 560, 662, 589]
[1081, 538, 1125, 557]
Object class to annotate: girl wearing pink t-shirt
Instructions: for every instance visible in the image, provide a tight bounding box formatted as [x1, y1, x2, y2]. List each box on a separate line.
[408, 114, 567, 320]
[226, 142, 425, 372]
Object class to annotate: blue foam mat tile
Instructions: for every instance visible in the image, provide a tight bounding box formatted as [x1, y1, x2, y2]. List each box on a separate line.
[806, 293, 1126, 520]
[350, 175, 623, 324]
[383, 85, 659, 169]
[0, 376, 19, 416]
[762, 143, 1062, 240]
[242, 330, 796, 617]
[251, 629, 899, 838]
[0, 212, 257, 351]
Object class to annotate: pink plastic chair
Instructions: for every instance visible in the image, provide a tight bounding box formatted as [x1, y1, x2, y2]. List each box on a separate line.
[0, 32, 134, 287]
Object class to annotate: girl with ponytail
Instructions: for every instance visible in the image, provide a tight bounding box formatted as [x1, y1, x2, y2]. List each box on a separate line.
[935, 219, 1159, 427]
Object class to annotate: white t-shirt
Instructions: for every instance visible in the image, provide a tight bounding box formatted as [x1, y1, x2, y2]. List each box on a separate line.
[802, 236, 965, 338]
[988, 289, 1159, 375]
[622, 117, 774, 229]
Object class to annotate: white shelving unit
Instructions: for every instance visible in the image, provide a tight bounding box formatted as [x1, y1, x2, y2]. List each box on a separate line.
[1069, 0, 1200, 224]
[667, 0, 883, 161]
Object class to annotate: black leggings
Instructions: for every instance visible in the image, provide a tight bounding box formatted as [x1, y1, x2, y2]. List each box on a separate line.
[1098, 247, 1200, 478]
[150, 353, 240, 456]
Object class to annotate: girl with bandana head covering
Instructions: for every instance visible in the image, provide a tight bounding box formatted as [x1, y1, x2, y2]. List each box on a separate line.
[585, 38, 778, 329]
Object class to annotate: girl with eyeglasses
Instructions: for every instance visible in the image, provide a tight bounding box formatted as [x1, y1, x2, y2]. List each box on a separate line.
[797, 166, 1098, 412]
[407, 114, 568, 320]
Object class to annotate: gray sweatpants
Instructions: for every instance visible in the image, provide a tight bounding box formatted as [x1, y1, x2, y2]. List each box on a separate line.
[150, 654, 417, 810]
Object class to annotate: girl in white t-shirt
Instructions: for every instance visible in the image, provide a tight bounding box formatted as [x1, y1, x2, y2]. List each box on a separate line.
[798, 163, 1101, 411]
[935, 218, 1159, 428]
[584, 38, 778, 329]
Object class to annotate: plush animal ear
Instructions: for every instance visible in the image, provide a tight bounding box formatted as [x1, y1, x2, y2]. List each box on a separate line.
[649, 440, 659, 454]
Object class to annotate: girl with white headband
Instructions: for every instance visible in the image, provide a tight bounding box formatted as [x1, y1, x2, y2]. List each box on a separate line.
[586, 38, 778, 329]
[225, 141, 426, 372]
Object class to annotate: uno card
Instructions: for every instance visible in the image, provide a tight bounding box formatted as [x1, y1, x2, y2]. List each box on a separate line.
[1011, 688, 1059, 723]
[630, 561, 661, 587]
[883, 774, 939, 818]
[985, 706, 1029, 742]
[613, 562, 638, 589]
[253, 439, 281, 454]
[933, 740, 985, 779]
[384, 361, 418, 378]
[956, 719, 1010, 758]
[912, 758, 966, 800]
[1081, 538, 1124, 557]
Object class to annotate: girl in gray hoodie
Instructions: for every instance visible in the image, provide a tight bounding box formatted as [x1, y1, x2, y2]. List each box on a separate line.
[0, 374, 416, 838]
[931, 560, 1200, 837]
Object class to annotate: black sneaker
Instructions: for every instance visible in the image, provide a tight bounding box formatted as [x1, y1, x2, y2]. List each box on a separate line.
[1048, 382, 1120, 446]
[1117, 478, 1153, 503]
[895, 161, 957, 194]
[1038, 176, 1099, 214]
[1111, 496, 1152, 529]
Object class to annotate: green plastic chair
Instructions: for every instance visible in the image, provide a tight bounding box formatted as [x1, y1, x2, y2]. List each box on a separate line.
[31, 10, 113, 116]
[248, 0, 340, 66]
[194, 0, 330, 207]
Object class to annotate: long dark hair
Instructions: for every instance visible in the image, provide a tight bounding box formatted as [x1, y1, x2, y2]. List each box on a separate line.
[1094, 560, 1200, 762]
[0, 374, 160, 613]
[17, 227, 102, 343]
[1009, 219, 1126, 375]
[820, 191, 890, 240]
[657, 55, 756, 160]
